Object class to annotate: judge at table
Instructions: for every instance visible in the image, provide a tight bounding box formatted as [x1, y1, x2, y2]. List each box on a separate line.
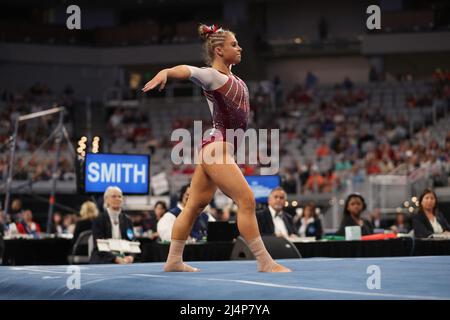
[90, 186, 135, 264]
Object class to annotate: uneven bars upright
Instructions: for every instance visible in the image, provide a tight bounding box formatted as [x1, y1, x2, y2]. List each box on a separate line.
[3, 117, 19, 217]
[46, 109, 65, 233]
[3, 106, 65, 220]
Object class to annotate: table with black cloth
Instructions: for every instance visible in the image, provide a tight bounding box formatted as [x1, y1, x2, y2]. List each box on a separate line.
[2, 238, 72, 266]
[2, 237, 450, 265]
[293, 238, 450, 258]
[137, 238, 450, 262]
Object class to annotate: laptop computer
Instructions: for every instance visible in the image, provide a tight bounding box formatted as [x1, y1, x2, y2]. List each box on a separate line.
[207, 221, 239, 242]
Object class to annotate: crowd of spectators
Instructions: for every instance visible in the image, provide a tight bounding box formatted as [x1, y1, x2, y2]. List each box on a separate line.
[0, 198, 78, 239]
[272, 70, 450, 194]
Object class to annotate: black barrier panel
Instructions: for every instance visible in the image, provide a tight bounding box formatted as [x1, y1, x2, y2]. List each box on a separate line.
[230, 236, 301, 260]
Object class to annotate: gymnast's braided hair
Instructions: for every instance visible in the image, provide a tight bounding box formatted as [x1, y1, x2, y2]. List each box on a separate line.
[198, 24, 235, 66]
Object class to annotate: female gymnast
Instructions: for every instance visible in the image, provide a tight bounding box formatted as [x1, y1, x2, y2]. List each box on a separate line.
[143, 24, 291, 273]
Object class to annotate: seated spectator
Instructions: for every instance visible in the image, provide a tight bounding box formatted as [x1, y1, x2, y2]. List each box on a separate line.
[379, 157, 395, 174]
[368, 208, 390, 231]
[335, 155, 352, 172]
[350, 163, 366, 185]
[256, 187, 296, 239]
[304, 167, 326, 193]
[336, 194, 373, 236]
[412, 189, 450, 238]
[305, 71, 318, 90]
[90, 186, 135, 264]
[62, 214, 76, 235]
[343, 77, 354, 91]
[9, 198, 23, 222]
[366, 158, 382, 175]
[33, 163, 51, 181]
[287, 84, 303, 104]
[294, 203, 323, 239]
[157, 184, 209, 242]
[390, 212, 411, 234]
[130, 212, 147, 237]
[146, 201, 168, 240]
[16, 210, 41, 237]
[73, 201, 99, 244]
[316, 140, 330, 158]
[139, 211, 153, 234]
[323, 169, 339, 193]
[51, 212, 64, 235]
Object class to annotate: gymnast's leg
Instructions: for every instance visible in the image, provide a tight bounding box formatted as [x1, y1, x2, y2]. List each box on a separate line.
[200, 142, 291, 272]
[164, 164, 217, 272]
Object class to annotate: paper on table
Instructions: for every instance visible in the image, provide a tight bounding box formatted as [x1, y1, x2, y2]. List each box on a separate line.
[97, 239, 111, 252]
[289, 236, 316, 243]
[108, 239, 125, 252]
[96, 239, 141, 253]
[128, 241, 141, 253]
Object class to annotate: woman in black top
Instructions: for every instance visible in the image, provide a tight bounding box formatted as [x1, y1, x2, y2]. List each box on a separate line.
[336, 193, 373, 236]
[412, 189, 450, 238]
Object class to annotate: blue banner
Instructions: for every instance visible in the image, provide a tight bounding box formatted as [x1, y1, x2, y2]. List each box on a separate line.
[244, 175, 281, 203]
[85, 153, 150, 194]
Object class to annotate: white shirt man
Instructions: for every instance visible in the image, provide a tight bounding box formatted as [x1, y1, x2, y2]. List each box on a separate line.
[106, 207, 122, 240]
[256, 187, 295, 239]
[157, 204, 181, 242]
[268, 205, 289, 239]
[157, 203, 211, 242]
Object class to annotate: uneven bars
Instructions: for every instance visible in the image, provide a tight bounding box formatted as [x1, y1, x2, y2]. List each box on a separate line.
[19, 107, 64, 122]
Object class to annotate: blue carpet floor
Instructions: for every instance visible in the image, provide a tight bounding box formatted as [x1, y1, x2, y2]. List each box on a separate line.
[1, 256, 449, 300]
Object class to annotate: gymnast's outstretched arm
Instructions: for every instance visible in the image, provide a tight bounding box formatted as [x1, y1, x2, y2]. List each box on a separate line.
[142, 65, 190, 92]
[142, 65, 227, 92]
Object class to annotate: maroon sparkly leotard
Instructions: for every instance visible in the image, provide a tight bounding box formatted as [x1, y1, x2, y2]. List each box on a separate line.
[201, 73, 250, 150]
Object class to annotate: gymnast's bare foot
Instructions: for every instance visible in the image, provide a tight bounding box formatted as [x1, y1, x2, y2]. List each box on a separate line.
[270, 263, 292, 272]
[163, 261, 200, 272]
[258, 260, 292, 272]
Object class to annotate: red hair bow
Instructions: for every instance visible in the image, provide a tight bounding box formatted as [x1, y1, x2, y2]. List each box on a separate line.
[202, 24, 220, 37]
